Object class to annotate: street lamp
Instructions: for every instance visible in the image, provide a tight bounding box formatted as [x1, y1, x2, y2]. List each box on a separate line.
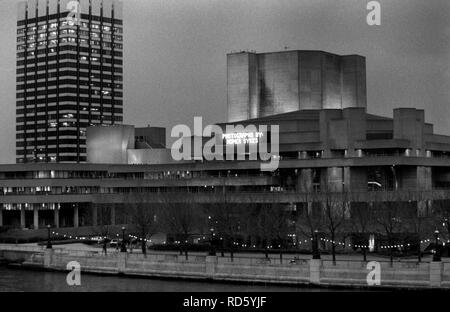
[120, 226, 127, 253]
[46, 225, 52, 249]
[208, 228, 216, 256]
[312, 229, 320, 260]
[433, 229, 441, 262]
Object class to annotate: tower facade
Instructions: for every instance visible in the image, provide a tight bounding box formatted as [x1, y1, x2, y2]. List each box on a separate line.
[16, 0, 123, 163]
[227, 50, 366, 122]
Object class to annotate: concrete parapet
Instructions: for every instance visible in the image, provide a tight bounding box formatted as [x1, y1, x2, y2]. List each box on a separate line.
[43, 249, 54, 268]
[430, 261, 442, 287]
[309, 259, 322, 284]
[117, 252, 127, 273]
[2, 246, 450, 289]
[206, 256, 218, 277]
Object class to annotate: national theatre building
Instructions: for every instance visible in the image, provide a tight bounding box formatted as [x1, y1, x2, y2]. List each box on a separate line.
[2, 49, 450, 232]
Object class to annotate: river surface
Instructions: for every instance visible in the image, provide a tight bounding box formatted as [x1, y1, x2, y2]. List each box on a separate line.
[0, 266, 331, 292]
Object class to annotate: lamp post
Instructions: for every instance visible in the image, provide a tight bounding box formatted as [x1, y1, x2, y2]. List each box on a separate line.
[433, 229, 441, 262]
[208, 228, 216, 256]
[120, 226, 127, 253]
[312, 229, 320, 259]
[46, 225, 52, 249]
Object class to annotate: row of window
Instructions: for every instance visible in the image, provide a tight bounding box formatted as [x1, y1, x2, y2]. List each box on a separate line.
[17, 139, 85, 148]
[17, 106, 122, 115]
[16, 130, 91, 138]
[0, 170, 109, 180]
[18, 31, 122, 42]
[1, 186, 99, 196]
[17, 55, 123, 66]
[17, 156, 87, 163]
[17, 114, 119, 124]
[18, 80, 122, 90]
[17, 148, 87, 155]
[17, 46, 122, 58]
[17, 14, 123, 27]
[16, 118, 123, 131]
[17, 63, 123, 74]
[17, 71, 122, 82]
[18, 40, 123, 50]
[17, 88, 123, 98]
[17, 97, 123, 107]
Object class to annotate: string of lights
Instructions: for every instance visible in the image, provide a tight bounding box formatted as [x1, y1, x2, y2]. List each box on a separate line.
[50, 231, 450, 250]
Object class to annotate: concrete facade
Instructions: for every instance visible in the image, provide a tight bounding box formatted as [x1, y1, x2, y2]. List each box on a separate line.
[227, 51, 366, 122]
[2, 106, 450, 229]
[86, 125, 135, 164]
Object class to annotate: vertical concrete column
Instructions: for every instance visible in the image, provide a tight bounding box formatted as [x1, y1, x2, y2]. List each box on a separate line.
[417, 167, 432, 191]
[73, 205, 79, 228]
[298, 169, 313, 192]
[117, 252, 127, 273]
[92, 205, 98, 226]
[307, 201, 313, 216]
[111, 206, 116, 226]
[20, 206, 26, 228]
[309, 259, 322, 284]
[206, 256, 218, 278]
[430, 262, 443, 287]
[326, 167, 344, 192]
[44, 249, 54, 268]
[33, 206, 39, 229]
[54, 208, 60, 228]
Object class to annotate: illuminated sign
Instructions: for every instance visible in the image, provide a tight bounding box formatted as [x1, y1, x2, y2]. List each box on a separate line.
[222, 132, 264, 145]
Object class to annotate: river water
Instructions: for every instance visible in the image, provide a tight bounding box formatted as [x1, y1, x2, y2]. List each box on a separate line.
[0, 266, 327, 292]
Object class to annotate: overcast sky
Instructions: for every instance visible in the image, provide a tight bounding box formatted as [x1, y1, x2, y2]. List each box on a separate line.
[0, 0, 448, 163]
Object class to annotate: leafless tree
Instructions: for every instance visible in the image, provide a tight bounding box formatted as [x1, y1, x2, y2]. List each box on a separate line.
[373, 191, 407, 265]
[205, 193, 244, 261]
[321, 190, 350, 265]
[350, 202, 375, 261]
[404, 190, 434, 262]
[128, 194, 160, 255]
[159, 193, 201, 260]
[432, 192, 450, 256]
[253, 202, 290, 262]
[294, 193, 323, 255]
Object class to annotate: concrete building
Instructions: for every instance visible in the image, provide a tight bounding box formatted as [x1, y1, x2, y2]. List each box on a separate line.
[227, 50, 366, 122]
[3, 46, 449, 239]
[1, 107, 450, 229]
[16, 0, 124, 163]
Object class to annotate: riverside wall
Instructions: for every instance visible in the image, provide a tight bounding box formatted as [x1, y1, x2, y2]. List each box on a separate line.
[0, 246, 449, 289]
